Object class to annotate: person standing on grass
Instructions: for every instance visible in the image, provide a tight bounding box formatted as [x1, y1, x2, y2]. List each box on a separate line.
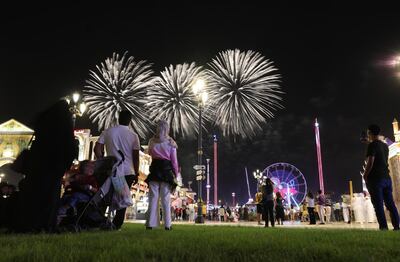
[261, 178, 275, 227]
[306, 191, 316, 225]
[145, 120, 181, 230]
[94, 110, 140, 230]
[13, 100, 77, 233]
[363, 124, 399, 230]
[316, 190, 326, 224]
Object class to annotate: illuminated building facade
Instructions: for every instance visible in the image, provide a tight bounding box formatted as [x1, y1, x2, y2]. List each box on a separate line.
[388, 118, 400, 209]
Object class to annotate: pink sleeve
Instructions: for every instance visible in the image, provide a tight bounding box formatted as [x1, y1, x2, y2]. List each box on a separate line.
[170, 146, 179, 176]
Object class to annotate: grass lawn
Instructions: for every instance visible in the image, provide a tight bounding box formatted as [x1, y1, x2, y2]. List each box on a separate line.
[0, 223, 399, 261]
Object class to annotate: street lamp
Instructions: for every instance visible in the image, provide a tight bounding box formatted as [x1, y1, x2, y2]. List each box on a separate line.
[232, 192, 236, 207]
[66, 92, 86, 128]
[193, 79, 208, 224]
[253, 169, 263, 188]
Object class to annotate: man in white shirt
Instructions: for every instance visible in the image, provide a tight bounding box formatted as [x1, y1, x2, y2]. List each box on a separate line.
[94, 110, 140, 229]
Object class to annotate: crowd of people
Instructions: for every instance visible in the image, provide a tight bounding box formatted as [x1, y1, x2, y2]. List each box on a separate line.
[1, 100, 399, 233]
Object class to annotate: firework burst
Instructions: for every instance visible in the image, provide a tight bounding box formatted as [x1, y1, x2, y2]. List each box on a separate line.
[147, 62, 208, 138]
[83, 52, 155, 138]
[206, 49, 283, 138]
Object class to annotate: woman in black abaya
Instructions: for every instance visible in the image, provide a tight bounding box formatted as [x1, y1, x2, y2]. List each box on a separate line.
[14, 100, 77, 233]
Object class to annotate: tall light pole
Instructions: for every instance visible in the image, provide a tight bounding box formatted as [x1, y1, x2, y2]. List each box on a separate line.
[232, 192, 236, 207]
[253, 169, 262, 190]
[66, 92, 86, 129]
[245, 167, 253, 204]
[193, 79, 208, 224]
[206, 158, 211, 209]
[314, 118, 325, 194]
[213, 135, 218, 207]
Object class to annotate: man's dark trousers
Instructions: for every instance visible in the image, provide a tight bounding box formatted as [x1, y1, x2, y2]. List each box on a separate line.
[367, 178, 400, 230]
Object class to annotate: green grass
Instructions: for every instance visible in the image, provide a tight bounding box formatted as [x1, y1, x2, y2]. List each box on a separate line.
[0, 224, 399, 262]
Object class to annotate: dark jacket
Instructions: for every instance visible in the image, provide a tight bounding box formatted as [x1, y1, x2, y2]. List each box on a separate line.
[146, 159, 177, 191]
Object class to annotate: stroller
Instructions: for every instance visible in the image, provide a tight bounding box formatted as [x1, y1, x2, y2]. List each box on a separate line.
[58, 152, 126, 232]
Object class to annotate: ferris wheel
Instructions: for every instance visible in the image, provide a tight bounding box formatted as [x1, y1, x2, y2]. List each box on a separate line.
[262, 163, 307, 208]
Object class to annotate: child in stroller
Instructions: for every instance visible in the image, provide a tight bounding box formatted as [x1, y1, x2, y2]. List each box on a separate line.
[57, 160, 98, 224]
[57, 156, 126, 231]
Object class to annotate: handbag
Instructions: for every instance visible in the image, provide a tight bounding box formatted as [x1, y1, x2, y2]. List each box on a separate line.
[111, 175, 133, 211]
[10, 135, 34, 174]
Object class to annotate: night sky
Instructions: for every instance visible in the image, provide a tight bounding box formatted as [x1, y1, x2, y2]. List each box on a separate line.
[2, 4, 400, 204]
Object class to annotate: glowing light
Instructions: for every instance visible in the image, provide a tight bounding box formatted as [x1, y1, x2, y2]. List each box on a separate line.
[72, 92, 80, 103]
[390, 55, 400, 67]
[79, 103, 87, 114]
[201, 92, 208, 104]
[3, 148, 14, 158]
[192, 79, 205, 94]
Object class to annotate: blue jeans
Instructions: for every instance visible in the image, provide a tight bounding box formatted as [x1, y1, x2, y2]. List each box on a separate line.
[62, 192, 91, 208]
[367, 178, 399, 230]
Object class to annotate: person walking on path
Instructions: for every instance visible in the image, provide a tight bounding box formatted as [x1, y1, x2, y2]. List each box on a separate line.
[219, 205, 225, 222]
[363, 124, 399, 230]
[94, 110, 140, 229]
[317, 190, 326, 224]
[255, 189, 263, 225]
[324, 196, 332, 223]
[306, 191, 316, 225]
[144, 120, 181, 230]
[275, 191, 285, 225]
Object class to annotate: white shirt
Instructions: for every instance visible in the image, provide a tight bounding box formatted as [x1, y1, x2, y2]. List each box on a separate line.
[306, 197, 315, 208]
[98, 125, 140, 176]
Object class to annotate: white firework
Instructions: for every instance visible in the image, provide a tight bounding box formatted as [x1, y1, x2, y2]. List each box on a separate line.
[83, 52, 155, 138]
[206, 49, 283, 138]
[147, 63, 208, 138]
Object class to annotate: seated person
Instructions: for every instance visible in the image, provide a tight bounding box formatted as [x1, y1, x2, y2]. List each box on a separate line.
[58, 160, 98, 218]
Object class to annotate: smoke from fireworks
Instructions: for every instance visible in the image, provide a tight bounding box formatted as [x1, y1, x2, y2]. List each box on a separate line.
[83, 52, 155, 138]
[147, 63, 208, 138]
[206, 49, 283, 138]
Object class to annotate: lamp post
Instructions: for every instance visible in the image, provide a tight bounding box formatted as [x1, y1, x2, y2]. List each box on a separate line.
[232, 192, 236, 207]
[253, 169, 262, 189]
[206, 158, 211, 210]
[193, 79, 207, 224]
[66, 92, 86, 129]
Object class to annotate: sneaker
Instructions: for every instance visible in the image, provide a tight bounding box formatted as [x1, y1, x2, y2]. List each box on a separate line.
[165, 227, 172, 231]
[146, 227, 152, 230]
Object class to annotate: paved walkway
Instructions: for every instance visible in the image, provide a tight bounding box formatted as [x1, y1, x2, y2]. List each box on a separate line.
[127, 219, 382, 230]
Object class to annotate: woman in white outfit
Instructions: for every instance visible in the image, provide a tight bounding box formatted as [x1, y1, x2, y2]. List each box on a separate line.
[145, 120, 181, 230]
